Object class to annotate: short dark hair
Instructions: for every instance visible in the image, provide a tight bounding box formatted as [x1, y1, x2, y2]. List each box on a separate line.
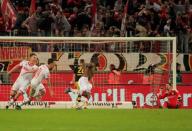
[110, 64, 115, 71]
[48, 58, 54, 64]
[30, 53, 36, 57]
[80, 59, 85, 64]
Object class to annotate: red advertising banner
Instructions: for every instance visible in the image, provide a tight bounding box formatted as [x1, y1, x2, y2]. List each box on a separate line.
[0, 47, 30, 60]
[0, 84, 192, 108]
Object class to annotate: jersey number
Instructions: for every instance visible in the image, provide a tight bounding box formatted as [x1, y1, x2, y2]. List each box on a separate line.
[77, 67, 83, 74]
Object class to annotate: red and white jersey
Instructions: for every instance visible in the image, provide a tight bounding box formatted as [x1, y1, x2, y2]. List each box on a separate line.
[19, 60, 38, 80]
[33, 65, 50, 82]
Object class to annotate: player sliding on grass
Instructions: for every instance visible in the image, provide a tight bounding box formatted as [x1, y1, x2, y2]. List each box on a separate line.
[75, 62, 95, 109]
[157, 83, 182, 109]
[15, 58, 56, 110]
[6, 53, 38, 109]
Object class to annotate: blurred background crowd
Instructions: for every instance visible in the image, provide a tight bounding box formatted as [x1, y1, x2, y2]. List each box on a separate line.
[0, 0, 192, 52]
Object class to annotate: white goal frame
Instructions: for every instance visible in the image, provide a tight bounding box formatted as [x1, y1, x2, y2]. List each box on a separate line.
[0, 36, 177, 89]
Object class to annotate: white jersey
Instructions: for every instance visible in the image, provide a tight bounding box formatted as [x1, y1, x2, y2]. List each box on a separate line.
[30, 65, 49, 91]
[33, 65, 50, 82]
[19, 60, 38, 80]
[78, 76, 92, 94]
[12, 60, 38, 92]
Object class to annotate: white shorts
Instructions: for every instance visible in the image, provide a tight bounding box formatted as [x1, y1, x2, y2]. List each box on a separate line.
[12, 76, 30, 93]
[31, 78, 41, 90]
[78, 76, 92, 95]
[33, 83, 46, 97]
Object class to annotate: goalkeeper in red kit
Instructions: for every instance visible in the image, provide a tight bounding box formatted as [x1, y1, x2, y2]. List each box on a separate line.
[157, 83, 182, 109]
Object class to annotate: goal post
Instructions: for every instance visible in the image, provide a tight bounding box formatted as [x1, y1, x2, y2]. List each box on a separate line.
[0, 36, 177, 109]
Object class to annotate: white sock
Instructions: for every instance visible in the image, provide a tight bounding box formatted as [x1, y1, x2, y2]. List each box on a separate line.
[88, 96, 93, 103]
[18, 99, 30, 107]
[68, 92, 78, 102]
[7, 98, 14, 107]
[23, 92, 29, 102]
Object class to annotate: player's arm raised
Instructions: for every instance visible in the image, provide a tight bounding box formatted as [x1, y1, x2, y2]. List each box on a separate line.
[90, 77, 95, 87]
[8, 64, 22, 75]
[70, 74, 75, 84]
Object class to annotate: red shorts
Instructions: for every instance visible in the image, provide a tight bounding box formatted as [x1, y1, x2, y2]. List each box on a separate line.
[163, 102, 180, 109]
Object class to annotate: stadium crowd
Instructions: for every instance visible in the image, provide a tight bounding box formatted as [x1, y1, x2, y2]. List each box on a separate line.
[0, 0, 192, 52]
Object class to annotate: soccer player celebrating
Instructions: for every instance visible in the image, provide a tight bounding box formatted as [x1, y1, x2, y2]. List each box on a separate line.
[6, 53, 38, 109]
[16, 58, 56, 109]
[157, 83, 182, 109]
[76, 62, 95, 109]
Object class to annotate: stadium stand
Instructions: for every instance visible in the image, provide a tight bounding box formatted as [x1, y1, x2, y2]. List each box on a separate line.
[0, 0, 192, 52]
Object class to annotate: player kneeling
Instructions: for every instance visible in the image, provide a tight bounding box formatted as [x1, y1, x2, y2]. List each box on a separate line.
[76, 63, 95, 109]
[16, 59, 55, 109]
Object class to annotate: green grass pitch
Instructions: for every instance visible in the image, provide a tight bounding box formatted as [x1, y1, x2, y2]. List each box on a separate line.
[0, 109, 192, 131]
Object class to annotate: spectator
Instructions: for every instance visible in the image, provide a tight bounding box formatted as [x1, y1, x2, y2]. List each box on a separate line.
[50, 0, 62, 13]
[38, 4, 55, 36]
[14, 7, 29, 35]
[188, 32, 192, 52]
[126, 15, 136, 36]
[0, 0, 192, 53]
[0, 13, 5, 35]
[114, 0, 123, 11]
[135, 22, 147, 36]
[106, 26, 115, 37]
[52, 11, 71, 36]
[22, 13, 39, 36]
[73, 26, 82, 36]
[68, 7, 78, 28]
[163, 19, 171, 36]
[176, 9, 190, 52]
[108, 64, 121, 84]
[81, 24, 90, 37]
[76, 9, 92, 31]
[142, 64, 156, 84]
[21, 7, 42, 36]
[91, 22, 102, 37]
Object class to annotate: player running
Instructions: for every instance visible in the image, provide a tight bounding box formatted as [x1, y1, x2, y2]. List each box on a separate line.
[72, 58, 85, 89]
[6, 53, 38, 109]
[76, 62, 95, 109]
[16, 58, 56, 109]
[65, 58, 85, 107]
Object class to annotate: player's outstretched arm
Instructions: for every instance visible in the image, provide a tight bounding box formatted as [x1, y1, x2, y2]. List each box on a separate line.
[47, 78, 54, 96]
[70, 74, 75, 84]
[8, 64, 21, 74]
[90, 78, 95, 88]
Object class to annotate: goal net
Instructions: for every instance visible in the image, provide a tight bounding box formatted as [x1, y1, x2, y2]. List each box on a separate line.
[0, 37, 176, 109]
